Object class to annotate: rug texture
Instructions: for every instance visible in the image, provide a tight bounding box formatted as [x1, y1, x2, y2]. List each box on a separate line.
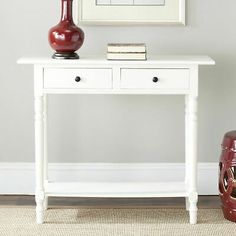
[0, 208, 234, 236]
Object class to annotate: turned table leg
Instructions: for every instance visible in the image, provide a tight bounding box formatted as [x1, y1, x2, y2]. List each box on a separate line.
[34, 95, 45, 224]
[185, 95, 198, 224]
[43, 95, 48, 210]
[185, 96, 190, 211]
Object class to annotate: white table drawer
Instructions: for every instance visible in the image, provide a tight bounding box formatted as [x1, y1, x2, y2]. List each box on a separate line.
[121, 69, 189, 89]
[44, 68, 112, 89]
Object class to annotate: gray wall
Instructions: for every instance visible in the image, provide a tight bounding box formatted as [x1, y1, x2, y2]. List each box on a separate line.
[1, 0, 235, 163]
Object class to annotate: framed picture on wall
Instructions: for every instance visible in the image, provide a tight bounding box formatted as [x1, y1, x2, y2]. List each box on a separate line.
[77, 0, 185, 25]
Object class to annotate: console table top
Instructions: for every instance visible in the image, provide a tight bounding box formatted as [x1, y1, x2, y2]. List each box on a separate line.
[18, 55, 215, 65]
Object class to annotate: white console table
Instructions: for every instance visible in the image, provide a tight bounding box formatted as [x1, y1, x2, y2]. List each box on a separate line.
[18, 55, 214, 224]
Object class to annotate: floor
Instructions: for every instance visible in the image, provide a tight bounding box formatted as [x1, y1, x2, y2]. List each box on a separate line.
[0, 195, 220, 209]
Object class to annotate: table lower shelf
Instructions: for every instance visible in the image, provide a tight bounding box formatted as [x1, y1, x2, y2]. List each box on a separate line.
[44, 181, 188, 198]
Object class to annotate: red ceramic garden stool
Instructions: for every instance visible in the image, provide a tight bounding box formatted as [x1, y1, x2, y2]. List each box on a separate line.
[219, 130, 236, 222]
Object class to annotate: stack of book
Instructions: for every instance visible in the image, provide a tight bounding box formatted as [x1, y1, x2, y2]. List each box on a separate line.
[107, 43, 146, 60]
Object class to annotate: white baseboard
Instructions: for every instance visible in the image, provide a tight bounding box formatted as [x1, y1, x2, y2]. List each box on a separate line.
[0, 162, 218, 195]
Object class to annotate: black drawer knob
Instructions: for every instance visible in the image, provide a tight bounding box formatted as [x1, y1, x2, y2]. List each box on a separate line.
[153, 77, 159, 83]
[75, 76, 81, 82]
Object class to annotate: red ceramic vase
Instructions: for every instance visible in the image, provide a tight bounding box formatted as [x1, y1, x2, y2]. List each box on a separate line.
[219, 131, 236, 222]
[48, 0, 84, 59]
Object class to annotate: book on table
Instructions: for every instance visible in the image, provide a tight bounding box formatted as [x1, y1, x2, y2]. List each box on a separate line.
[107, 43, 146, 53]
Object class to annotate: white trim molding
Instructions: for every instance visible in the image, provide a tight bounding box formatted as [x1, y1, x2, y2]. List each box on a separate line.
[0, 162, 218, 195]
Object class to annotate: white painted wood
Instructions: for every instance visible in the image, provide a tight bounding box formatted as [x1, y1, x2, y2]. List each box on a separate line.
[34, 66, 45, 224]
[18, 55, 215, 224]
[185, 95, 190, 211]
[45, 181, 187, 197]
[120, 69, 189, 90]
[112, 66, 121, 90]
[34, 95, 44, 224]
[186, 95, 198, 224]
[0, 162, 218, 195]
[43, 95, 48, 210]
[17, 55, 215, 65]
[43, 88, 189, 95]
[188, 67, 199, 224]
[189, 65, 199, 97]
[44, 68, 112, 89]
[33, 65, 43, 96]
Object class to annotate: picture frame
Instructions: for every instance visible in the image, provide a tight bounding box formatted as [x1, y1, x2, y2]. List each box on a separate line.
[77, 0, 185, 25]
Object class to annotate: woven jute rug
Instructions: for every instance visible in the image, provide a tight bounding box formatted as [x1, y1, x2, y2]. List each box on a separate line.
[0, 208, 234, 236]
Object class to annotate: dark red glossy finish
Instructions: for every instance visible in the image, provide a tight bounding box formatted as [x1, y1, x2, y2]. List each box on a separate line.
[219, 131, 236, 222]
[48, 0, 84, 59]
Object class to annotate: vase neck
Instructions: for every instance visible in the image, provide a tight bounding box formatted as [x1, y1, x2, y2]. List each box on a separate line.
[61, 0, 74, 22]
